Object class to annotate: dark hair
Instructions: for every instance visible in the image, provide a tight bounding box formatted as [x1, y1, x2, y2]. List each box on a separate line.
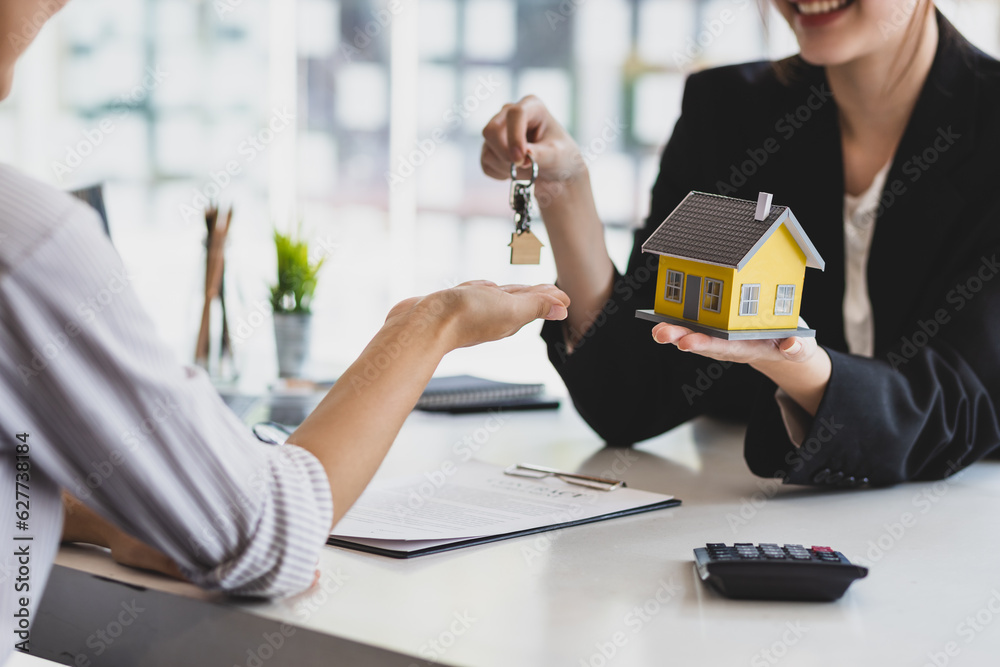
[761, 0, 936, 93]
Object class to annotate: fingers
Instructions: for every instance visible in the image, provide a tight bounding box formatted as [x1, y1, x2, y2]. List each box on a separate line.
[501, 283, 570, 306]
[778, 336, 816, 363]
[458, 279, 499, 287]
[482, 96, 552, 180]
[482, 105, 514, 166]
[480, 143, 510, 180]
[650, 324, 817, 365]
[651, 323, 692, 344]
[506, 102, 531, 164]
[492, 283, 569, 321]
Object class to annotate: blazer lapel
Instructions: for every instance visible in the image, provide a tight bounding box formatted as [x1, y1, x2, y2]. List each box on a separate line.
[868, 12, 979, 354]
[774, 68, 849, 352]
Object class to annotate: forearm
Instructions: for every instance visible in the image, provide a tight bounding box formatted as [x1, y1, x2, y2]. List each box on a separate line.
[538, 170, 615, 340]
[287, 304, 452, 528]
[751, 347, 832, 416]
[61, 490, 112, 546]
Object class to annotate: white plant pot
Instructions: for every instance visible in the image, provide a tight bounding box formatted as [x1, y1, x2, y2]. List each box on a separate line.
[273, 312, 312, 378]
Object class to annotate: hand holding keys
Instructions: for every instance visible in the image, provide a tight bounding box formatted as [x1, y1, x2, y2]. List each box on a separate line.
[508, 154, 544, 265]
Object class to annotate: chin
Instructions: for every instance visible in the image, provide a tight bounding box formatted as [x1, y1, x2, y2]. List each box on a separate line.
[779, 0, 885, 67]
[796, 43, 859, 67]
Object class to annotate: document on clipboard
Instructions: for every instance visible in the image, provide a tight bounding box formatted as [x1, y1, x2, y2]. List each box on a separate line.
[327, 460, 681, 558]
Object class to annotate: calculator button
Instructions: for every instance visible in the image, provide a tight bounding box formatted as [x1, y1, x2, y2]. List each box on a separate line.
[812, 546, 833, 552]
[812, 468, 831, 483]
[706, 543, 727, 549]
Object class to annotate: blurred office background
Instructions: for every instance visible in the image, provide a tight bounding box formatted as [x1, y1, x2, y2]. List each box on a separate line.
[3, 0, 997, 385]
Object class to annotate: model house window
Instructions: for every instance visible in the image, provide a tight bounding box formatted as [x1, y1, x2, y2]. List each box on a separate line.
[702, 278, 723, 312]
[739, 284, 760, 316]
[665, 270, 684, 302]
[774, 284, 795, 315]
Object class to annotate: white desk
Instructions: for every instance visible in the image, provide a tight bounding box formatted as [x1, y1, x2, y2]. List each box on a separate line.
[34, 407, 1000, 666]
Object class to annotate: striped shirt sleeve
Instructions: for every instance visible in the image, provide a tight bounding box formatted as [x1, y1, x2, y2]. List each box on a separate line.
[0, 176, 332, 598]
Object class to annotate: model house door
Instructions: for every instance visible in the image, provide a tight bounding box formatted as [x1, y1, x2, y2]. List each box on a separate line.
[684, 275, 701, 321]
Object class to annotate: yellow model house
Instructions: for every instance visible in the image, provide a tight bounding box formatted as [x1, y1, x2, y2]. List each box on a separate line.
[635, 192, 825, 340]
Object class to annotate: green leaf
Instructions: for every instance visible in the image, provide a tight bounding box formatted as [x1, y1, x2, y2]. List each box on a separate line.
[269, 225, 327, 314]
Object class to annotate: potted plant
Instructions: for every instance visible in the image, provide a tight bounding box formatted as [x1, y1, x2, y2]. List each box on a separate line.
[270, 226, 325, 378]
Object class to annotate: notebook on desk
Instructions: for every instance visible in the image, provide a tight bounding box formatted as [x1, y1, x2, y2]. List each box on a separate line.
[414, 375, 558, 413]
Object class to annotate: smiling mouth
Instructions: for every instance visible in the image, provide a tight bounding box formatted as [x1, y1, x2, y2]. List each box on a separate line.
[792, 0, 857, 16]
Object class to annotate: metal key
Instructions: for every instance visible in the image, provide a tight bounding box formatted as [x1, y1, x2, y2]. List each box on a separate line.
[508, 154, 543, 265]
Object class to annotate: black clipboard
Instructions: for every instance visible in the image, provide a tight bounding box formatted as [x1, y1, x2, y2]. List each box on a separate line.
[326, 498, 681, 558]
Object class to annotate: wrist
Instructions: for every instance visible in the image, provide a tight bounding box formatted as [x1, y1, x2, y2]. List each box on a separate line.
[61, 493, 113, 547]
[536, 164, 591, 216]
[399, 293, 461, 356]
[751, 347, 832, 417]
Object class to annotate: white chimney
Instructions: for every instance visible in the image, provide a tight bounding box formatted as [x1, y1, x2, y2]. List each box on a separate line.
[755, 192, 773, 221]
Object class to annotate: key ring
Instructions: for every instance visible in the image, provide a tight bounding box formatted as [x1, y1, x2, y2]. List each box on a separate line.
[510, 153, 538, 184]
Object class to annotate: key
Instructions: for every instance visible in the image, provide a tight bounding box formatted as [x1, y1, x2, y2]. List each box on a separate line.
[509, 155, 543, 265]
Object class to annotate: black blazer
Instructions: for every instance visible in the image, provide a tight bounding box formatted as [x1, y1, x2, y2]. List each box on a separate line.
[541, 12, 1000, 487]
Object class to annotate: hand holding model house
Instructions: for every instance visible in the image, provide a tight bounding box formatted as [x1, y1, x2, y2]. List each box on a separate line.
[636, 191, 826, 340]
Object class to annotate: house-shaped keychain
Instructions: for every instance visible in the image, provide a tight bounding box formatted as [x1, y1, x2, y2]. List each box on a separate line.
[635, 191, 825, 340]
[509, 229, 544, 265]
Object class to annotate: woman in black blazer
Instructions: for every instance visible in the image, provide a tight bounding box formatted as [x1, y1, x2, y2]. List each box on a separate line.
[480, 1, 1000, 486]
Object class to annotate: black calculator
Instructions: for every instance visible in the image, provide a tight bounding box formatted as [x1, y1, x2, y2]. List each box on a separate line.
[693, 543, 868, 602]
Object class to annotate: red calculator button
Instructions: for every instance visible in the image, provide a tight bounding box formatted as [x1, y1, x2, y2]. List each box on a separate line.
[812, 546, 833, 552]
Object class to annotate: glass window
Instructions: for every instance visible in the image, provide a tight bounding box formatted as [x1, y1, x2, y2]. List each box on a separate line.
[665, 270, 684, 302]
[702, 278, 723, 313]
[739, 284, 760, 316]
[774, 284, 795, 316]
